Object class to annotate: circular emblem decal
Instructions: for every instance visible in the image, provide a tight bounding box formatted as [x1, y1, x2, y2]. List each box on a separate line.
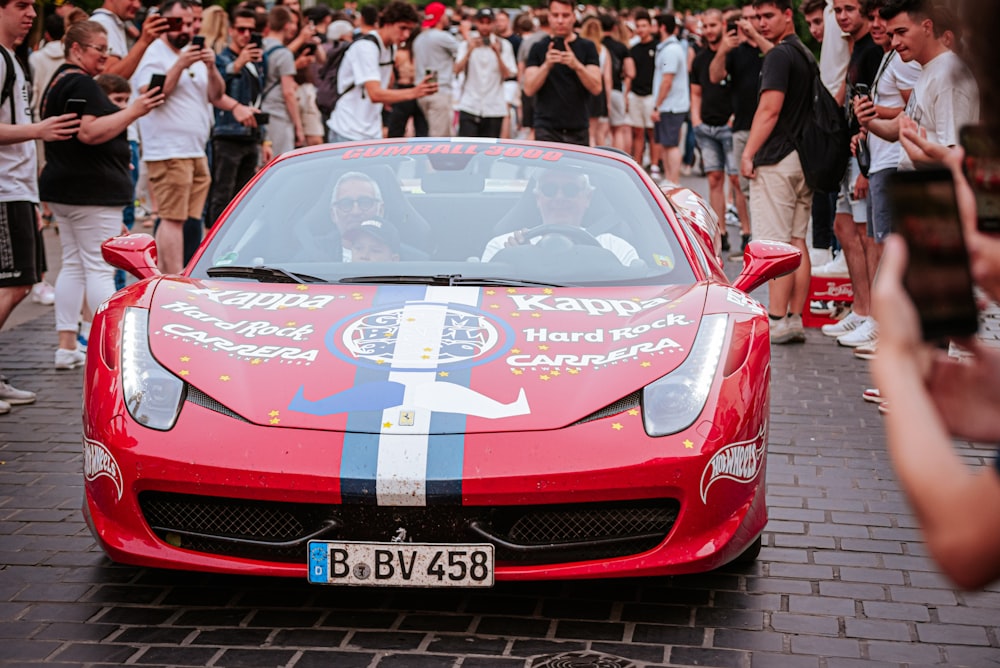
[327, 302, 513, 371]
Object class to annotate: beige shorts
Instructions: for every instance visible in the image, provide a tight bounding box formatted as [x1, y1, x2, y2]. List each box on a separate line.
[627, 92, 654, 129]
[608, 90, 627, 127]
[748, 150, 813, 243]
[146, 157, 211, 222]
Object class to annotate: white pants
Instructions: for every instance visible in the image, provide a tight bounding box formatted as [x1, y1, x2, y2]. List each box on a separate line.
[51, 203, 121, 333]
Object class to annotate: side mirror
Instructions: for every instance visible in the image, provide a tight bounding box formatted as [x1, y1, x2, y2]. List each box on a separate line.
[732, 240, 801, 294]
[102, 234, 161, 281]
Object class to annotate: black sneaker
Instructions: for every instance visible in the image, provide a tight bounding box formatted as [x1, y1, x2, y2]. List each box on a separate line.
[720, 233, 731, 252]
[741, 233, 751, 251]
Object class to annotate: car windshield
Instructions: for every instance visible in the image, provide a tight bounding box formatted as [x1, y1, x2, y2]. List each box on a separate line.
[192, 141, 696, 287]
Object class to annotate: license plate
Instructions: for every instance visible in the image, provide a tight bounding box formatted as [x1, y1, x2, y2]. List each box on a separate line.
[307, 541, 495, 587]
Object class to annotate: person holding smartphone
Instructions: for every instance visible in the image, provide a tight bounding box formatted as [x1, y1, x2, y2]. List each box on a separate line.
[523, 0, 602, 146]
[37, 21, 164, 371]
[869, 0, 1000, 591]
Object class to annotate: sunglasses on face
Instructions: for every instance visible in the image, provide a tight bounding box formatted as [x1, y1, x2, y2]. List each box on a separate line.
[537, 182, 584, 198]
[334, 196, 380, 213]
[233, 26, 254, 33]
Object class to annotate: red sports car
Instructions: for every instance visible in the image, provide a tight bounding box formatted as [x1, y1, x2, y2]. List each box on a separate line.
[85, 139, 799, 586]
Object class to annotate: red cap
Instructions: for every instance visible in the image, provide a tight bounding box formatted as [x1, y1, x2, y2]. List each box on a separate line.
[422, 2, 446, 29]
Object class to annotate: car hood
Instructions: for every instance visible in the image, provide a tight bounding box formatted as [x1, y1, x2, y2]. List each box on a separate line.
[146, 279, 709, 433]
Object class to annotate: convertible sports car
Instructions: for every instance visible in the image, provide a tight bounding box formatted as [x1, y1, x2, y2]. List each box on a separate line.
[85, 138, 799, 585]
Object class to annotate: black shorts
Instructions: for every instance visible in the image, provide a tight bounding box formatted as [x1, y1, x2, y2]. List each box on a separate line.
[520, 92, 534, 129]
[533, 126, 589, 147]
[654, 111, 686, 148]
[0, 201, 43, 288]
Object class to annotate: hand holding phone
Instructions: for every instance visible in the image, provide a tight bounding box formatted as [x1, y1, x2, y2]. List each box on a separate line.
[191, 35, 205, 49]
[888, 168, 980, 341]
[726, 20, 738, 34]
[424, 68, 438, 84]
[148, 73, 167, 94]
[553, 36, 565, 51]
[250, 32, 263, 49]
[64, 98, 86, 117]
[164, 15, 183, 31]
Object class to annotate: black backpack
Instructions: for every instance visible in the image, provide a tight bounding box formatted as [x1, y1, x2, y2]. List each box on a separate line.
[1, 47, 17, 119]
[316, 33, 385, 117]
[784, 39, 850, 192]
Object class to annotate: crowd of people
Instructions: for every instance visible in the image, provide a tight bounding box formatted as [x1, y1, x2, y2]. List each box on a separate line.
[0, 0, 998, 587]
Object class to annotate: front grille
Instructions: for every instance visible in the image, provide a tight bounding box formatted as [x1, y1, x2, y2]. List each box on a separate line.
[186, 386, 250, 422]
[138, 492, 679, 566]
[572, 391, 641, 426]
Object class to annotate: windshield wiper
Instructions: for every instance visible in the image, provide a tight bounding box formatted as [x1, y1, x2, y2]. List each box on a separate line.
[337, 274, 565, 288]
[206, 265, 326, 284]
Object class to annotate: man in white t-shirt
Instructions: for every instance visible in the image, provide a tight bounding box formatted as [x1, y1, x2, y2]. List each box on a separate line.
[0, 0, 78, 411]
[90, 0, 168, 79]
[454, 9, 516, 138]
[863, 0, 979, 171]
[482, 169, 639, 266]
[133, 0, 251, 273]
[327, 1, 437, 142]
[651, 14, 689, 185]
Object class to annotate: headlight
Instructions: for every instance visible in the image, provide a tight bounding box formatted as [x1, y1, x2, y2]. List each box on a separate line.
[121, 308, 185, 430]
[642, 314, 728, 437]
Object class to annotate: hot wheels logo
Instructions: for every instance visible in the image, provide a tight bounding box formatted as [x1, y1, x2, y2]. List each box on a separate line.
[699, 424, 766, 503]
[83, 438, 123, 501]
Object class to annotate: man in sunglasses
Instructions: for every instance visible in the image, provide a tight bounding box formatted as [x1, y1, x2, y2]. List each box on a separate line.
[481, 169, 639, 265]
[330, 171, 385, 261]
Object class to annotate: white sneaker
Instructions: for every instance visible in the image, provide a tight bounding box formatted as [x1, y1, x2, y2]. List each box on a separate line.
[769, 316, 805, 344]
[809, 248, 833, 267]
[30, 281, 55, 305]
[55, 347, 86, 370]
[812, 252, 849, 277]
[821, 311, 866, 337]
[837, 318, 878, 348]
[786, 314, 806, 343]
[853, 338, 878, 360]
[0, 378, 35, 405]
[0, 399, 9, 415]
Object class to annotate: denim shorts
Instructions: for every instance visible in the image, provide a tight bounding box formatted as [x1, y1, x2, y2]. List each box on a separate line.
[654, 112, 686, 148]
[866, 168, 894, 242]
[836, 156, 868, 223]
[694, 123, 736, 175]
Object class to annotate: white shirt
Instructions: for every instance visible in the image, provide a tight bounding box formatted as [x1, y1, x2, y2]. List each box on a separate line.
[456, 38, 516, 118]
[327, 34, 393, 141]
[481, 230, 639, 265]
[819, 0, 849, 96]
[0, 46, 38, 203]
[868, 51, 920, 174]
[653, 36, 689, 113]
[899, 50, 979, 171]
[133, 39, 213, 161]
[90, 9, 138, 142]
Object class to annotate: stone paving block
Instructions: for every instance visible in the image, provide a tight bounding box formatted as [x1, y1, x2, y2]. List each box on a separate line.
[769, 612, 839, 637]
[426, 634, 508, 656]
[590, 641, 666, 664]
[915, 623, 990, 645]
[213, 648, 298, 667]
[345, 630, 426, 650]
[788, 635, 861, 659]
[667, 646, 746, 668]
[630, 624, 704, 646]
[861, 601, 931, 622]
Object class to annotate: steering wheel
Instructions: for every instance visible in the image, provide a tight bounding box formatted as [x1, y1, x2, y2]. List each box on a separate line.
[521, 224, 602, 247]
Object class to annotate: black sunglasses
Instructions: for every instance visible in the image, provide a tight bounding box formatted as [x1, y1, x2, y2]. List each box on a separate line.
[537, 182, 584, 198]
[334, 196, 380, 213]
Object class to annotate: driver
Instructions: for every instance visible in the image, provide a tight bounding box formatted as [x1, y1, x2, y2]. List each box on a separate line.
[330, 172, 385, 261]
[481, 169, 639, 265]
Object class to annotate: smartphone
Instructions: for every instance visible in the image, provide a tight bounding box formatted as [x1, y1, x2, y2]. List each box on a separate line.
[887, 169, 979, 341]
[424, 68, 438, 84]
[253, 111, 270, 125]
[299, 43, 316, 56]
[64, 98, 86, 117]
[854, 83, 871, 100]
[191, 34, 205, 49]
[960, 124, 1000, 233]
[553, 36, 565, 51]
[164, 15, 183, 31]
[250, 32, 263, 48]
[726, 20, 738, 34]
[148, 73, 167, 93]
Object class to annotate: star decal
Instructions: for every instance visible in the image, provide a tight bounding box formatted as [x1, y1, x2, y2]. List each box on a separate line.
[511, 368, 523, 375]
[510, 312, 521, 317]
[219, 375, 230, 381]
[383, 421, 393, 429]
[423, 347, 433, 352]
[539, 374, 550, 381]
[510, 348, 521, 354]
[383, 332, 392, 337]
[543, 288, 553, 295]
[270, 417, 280, 425]
[376, 359, 386, 365]
[538, 344, 549, 351]
[683, 439, 694, 449]
[486, 289, 496, 295]
[250, 358, 262, 365]
[285, 321, 296, 327]
[269, 410, 280, 417]
[179, 369, 190, 376]
[641, 361, 652, 367]
[628, 409, 639, 416]
[612, 422, 623, 431]
[531, 313, 542, 318]
[353, 295, 364, 301]
[180, 355, 190, 362]
[631, 296, 641, 302]
[296, 284, 309, 291]
[567, 368, 580, 375]
[438, 371, 449, 377]
[506, 288, 518, 294]
[352, 292, 363, 298]
[550, 370, 560, 376]
[421, 355, 430, 360]
[489, 304, 500, 309]
[407, 317, 416, 322]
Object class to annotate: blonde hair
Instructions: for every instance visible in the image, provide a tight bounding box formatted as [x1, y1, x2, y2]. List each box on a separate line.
[579, 16, 602, 45]
[200, 5, 230, 54]
[64, 20, 107, 58]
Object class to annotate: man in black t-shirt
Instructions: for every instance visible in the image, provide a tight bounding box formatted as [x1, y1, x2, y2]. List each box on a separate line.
[691, 9, 741, 256]
[820, 0, 885, 349]
[524, 0, 602, 146]
[626, 10, 658, 169]
[740, 0, 814, 344]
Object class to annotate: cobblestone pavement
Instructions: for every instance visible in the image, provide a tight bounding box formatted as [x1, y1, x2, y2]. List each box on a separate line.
[2, 226, 1000, 668]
